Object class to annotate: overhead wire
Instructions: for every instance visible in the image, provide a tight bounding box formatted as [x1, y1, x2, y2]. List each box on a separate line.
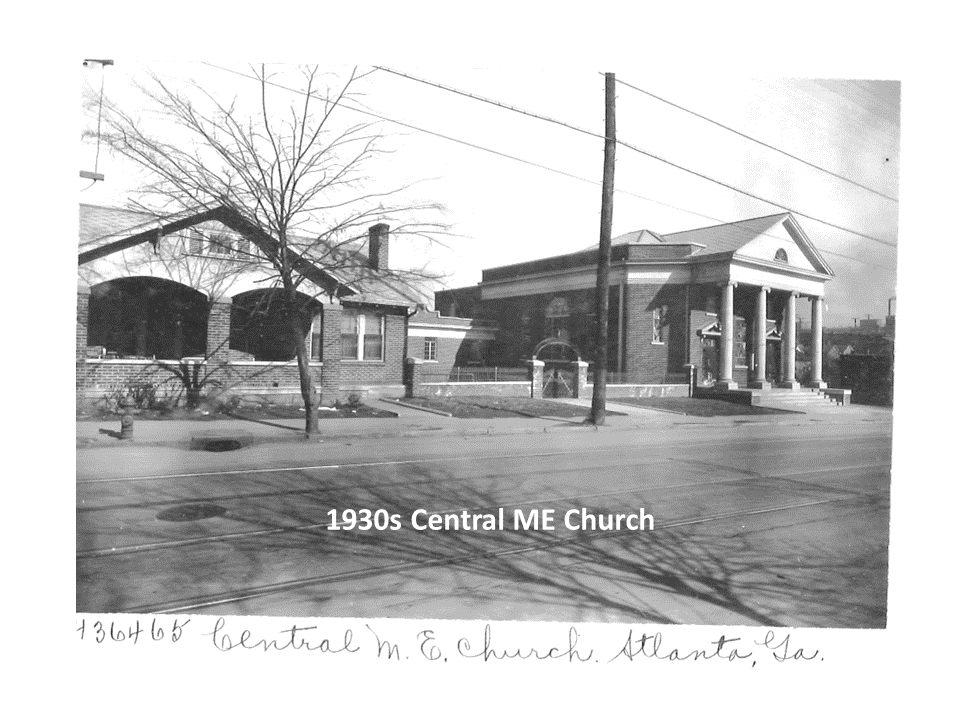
[174, 62, 895, 272]
[372, 65, 897, 250]
[610, 76, 898, 203]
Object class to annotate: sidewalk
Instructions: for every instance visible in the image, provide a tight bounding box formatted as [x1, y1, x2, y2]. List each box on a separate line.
[77, 395, 892, 450]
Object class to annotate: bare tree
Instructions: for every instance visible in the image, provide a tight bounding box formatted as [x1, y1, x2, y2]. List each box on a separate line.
[99, 64, 448, 436]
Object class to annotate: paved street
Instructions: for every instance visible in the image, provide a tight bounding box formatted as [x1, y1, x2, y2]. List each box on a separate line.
[77, 416, 891, 627]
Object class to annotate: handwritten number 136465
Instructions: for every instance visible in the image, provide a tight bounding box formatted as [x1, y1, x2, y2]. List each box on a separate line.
[76, 618, 189, 644]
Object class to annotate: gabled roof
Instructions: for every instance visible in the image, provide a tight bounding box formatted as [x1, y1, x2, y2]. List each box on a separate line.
[78, 204, 427, 308]
[612, 213, 833, 276]
[660, 213, 792, 254]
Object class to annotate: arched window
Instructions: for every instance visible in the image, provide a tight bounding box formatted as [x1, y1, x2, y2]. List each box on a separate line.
[88, 277, 207, 360]
[544, 297, 571, 340]
[545, 297, 571, 318]
[775, 248, 789, 262]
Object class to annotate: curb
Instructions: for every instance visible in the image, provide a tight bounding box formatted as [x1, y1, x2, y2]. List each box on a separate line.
[379, 397, 453, 417]
[76, 411, 891, 451]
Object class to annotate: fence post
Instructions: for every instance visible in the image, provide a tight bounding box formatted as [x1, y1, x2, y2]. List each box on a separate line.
[527, 359, 545, 399]
[572, 361, 589, 399]
[405, 357, 424, 398]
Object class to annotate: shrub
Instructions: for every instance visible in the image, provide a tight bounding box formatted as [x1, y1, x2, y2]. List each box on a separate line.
[103, 380, 165, 413]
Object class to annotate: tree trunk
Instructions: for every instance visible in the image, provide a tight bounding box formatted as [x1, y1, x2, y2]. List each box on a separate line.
[282, 279, 317, 438]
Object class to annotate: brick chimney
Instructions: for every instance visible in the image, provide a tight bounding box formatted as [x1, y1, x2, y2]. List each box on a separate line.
[368, 223, 389, 271]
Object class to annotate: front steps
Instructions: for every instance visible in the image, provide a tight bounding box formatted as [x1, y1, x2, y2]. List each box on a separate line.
[695, 386, 848, 413]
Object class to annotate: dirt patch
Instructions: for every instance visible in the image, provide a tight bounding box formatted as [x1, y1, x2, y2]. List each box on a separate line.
[611, 397, 794, 417]
[77, 400, 398, 423]
[396, 396, 626, 419]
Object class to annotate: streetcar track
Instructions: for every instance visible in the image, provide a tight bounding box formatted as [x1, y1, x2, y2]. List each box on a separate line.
[76, 431, 891, 486]
[76, 462, 887, 559]
[76, 455, 679, 514]
[115, 493, 883, 615]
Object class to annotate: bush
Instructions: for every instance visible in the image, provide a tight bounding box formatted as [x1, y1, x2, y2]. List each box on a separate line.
[102, 380, 165, 413]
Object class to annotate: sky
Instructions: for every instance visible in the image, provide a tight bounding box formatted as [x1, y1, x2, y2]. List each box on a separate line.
[80, 62, 900, 328]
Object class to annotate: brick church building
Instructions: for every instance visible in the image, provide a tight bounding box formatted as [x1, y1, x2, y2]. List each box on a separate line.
[436, 213, 835, 393]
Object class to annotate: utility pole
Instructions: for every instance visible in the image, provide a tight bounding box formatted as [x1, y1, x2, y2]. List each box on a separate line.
[589, 72, 616, 425]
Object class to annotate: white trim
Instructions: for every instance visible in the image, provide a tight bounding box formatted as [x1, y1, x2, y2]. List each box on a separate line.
[729, 262, 827, 296]
[85, 358, 165, 365]
[626, 268, 691, 284]
[407, 326, 497, 340]
[228, 360, 323, 367]
[421, 381, 528, 387]
[342, 309, 385, 361]
[731, 255, 832, 282]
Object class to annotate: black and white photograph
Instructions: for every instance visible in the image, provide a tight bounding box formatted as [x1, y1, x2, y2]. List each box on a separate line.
[77, 61, 896, 626]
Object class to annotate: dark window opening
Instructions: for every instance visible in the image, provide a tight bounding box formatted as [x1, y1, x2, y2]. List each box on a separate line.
[87, 278, 207, 360]
[229, 291, 318, 362]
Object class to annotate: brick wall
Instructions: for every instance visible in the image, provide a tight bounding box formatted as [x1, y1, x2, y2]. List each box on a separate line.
[622, 284, 687, 383]
[319, 304, 342, 405]
[406, 335, 463, 378]
[338, 312, 407, 390]
[77, 292, 90, 403]
[206, 301, 232, 362]
[78, 359, 325, 406]
[434, 286, 484, 318]
[419, 382, 530, 398]
[481, 288, 599, 366]
[592, 383, 688, 398]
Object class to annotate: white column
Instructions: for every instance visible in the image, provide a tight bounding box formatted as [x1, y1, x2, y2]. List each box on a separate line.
[750, 286, 770, 388]
[809, 295, 826, 388]
[779, 291, 799, 388]
[716, 281, 738, 390]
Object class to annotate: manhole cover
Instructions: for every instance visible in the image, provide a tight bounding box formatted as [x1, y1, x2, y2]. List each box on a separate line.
[189, 435, 251, 452]
[201, 439, 244, 452]
[157, 504, 228, 522]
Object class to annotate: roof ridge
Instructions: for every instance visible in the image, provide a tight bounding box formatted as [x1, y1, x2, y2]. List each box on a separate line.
[661, 212, 791, 238]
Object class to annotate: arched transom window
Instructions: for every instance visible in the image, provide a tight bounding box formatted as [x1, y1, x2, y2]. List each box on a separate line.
[545, 297, 571, 318]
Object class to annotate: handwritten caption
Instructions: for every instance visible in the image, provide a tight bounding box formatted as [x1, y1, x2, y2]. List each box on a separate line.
[77, 617, 820, 665]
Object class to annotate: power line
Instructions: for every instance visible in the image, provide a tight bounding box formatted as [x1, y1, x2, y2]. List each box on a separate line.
[175, 63, 895, 272]
[611, 76, 898, 203]
[373, 65, 897, 250]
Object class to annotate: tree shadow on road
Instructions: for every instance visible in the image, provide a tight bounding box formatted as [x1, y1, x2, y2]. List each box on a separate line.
[78, 462, 889, 627]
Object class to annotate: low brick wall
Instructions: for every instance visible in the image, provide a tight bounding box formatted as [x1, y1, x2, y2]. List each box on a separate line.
[419, 382, 531, 398]
[79, 359, 325, 407]
[588, 383, 687, 398]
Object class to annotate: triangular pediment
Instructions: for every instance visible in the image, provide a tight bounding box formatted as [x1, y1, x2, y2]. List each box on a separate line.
[699, 319, 783, 340]
[735, 214, 833, 276]
[698, 319, 722, 337]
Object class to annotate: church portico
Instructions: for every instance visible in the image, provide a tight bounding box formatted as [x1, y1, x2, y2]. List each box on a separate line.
[697, 278, 828, 394]
[436, 212, 844, 409]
